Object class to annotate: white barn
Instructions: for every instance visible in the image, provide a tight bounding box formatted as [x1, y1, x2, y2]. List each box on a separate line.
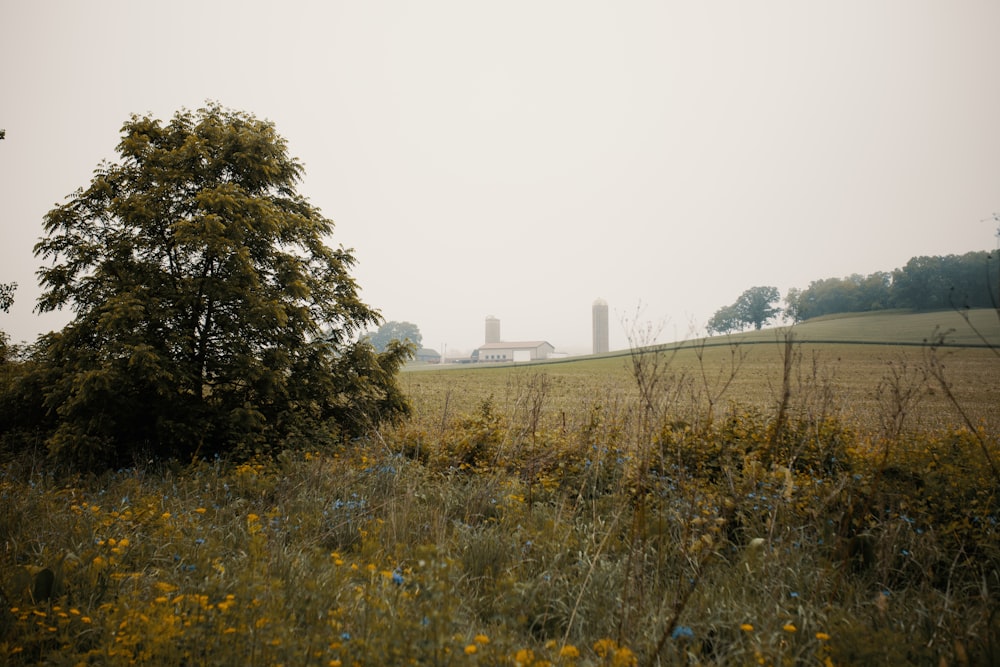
[475, 341, 555, 362]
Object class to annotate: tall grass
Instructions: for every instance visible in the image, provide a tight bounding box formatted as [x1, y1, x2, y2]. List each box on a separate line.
[1, 331, 998, 665]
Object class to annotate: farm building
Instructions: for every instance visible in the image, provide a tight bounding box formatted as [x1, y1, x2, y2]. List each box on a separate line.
[475, 341, 555, 362]
[414, 348, 441, 363]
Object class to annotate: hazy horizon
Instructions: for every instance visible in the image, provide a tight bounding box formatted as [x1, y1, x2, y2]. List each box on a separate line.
[3, 1, 999, 355]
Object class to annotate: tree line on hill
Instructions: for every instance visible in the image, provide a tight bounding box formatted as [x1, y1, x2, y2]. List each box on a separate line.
[708, 250, 998, 334]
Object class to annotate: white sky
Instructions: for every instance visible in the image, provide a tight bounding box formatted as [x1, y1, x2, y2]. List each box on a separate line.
[2, 1, 999, 355]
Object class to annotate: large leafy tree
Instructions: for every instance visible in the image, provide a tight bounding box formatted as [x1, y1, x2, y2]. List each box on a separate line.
[706, 304, 740, 335]
[735, 286, 781, 330]
[708, 286, 781, 333]
[27, 103, 411, 468]
[366, 321, 422, 353]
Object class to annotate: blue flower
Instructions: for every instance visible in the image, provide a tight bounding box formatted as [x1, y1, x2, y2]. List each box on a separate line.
[392, 571, 404, 586]
[671, 626, 694, 640]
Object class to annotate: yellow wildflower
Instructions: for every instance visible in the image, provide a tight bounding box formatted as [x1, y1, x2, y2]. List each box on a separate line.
[464, 644, 477, 655]
[474, 634, 490, 645]
[593, 639, 617, 658]
[514, 648, 535, 666]
[612, 647, 638, 667]
[740, 623, 754, 632]
[783, 623, 797, 633]
[559, 644, 580, 658]
[815, 631, 831, 641]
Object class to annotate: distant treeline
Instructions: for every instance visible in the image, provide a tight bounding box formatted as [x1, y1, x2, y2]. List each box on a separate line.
[785, 250, 998, 322]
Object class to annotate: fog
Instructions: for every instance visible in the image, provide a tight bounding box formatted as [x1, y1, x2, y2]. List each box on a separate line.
[2, 1, 998, 355]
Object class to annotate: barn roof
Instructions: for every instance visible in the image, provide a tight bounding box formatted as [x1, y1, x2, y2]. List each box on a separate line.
[477, 341, 553, 350]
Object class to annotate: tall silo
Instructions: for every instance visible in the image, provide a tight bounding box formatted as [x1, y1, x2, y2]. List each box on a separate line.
[485, 315, 501, 344]
[592, 299, 609, 354]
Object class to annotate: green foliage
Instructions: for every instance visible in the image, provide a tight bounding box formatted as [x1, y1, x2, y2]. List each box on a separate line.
[11, 103, 411, 469]
[785, 272, 892, 322]
[785, 251, 998, 322]
[0, 282, 15, 314]
[893, 251, 999, 311]
[708, 286, 781, 333]
[365, 320, 422, 353]
[0, 282, 15, 364]
[706, 303, 740, 335]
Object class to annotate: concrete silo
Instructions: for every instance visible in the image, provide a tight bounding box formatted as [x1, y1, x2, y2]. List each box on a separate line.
[592, 299, 609, 354]
[485, 315, 501, 344]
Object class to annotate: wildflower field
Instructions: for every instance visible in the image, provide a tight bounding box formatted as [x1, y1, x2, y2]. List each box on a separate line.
[2, 318, 999, 665]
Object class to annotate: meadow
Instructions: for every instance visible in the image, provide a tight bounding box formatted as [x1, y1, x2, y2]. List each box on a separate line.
[2, 310, 999, 665]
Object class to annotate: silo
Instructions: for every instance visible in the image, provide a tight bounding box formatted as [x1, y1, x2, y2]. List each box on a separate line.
[592, 299, 609, 354]
[485, 315, 501, 344]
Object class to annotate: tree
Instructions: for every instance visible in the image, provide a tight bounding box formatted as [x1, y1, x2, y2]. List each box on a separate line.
[708, 286, 781, 333]
[783, 287, 803, 323]
[0, 281, 15, 313]
[23, 103, 412, 469]
[736, 286, 781, 330]
[366, 321, 422, 353]
[0, 281, 15, 363]
[706, 304, 740, 335]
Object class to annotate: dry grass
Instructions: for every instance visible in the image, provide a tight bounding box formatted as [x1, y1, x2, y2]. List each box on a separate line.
[1, 312, 998, 666]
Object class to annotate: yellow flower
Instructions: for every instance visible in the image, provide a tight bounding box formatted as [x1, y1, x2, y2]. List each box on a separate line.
[612, 647, 638, 667]
[514, 648, 535, 666]
[740, 623, 754, 632]
[474, 634, 490, 645]
[559, 644, 580, 658]
[815, 631, 831, 641]
[464, 644, 477, 655]
[783, 623, 797, 633]
[593, 639, 617, 658]
[195, 507, 207, 514]
[329, 661, 342, 667]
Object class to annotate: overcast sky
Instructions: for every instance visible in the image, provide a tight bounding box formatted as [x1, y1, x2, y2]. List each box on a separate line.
[3, 1, 999, 355]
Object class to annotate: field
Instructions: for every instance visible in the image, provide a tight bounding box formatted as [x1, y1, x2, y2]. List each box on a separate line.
[2, 310, 999, 665]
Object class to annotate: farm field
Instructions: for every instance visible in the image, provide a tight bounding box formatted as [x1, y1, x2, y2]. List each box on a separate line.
[2, 310, 999, 665]
[404, 309, 1000, 433]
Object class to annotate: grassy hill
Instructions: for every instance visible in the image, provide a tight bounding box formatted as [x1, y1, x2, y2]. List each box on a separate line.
[624, 308, 1000, 355]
